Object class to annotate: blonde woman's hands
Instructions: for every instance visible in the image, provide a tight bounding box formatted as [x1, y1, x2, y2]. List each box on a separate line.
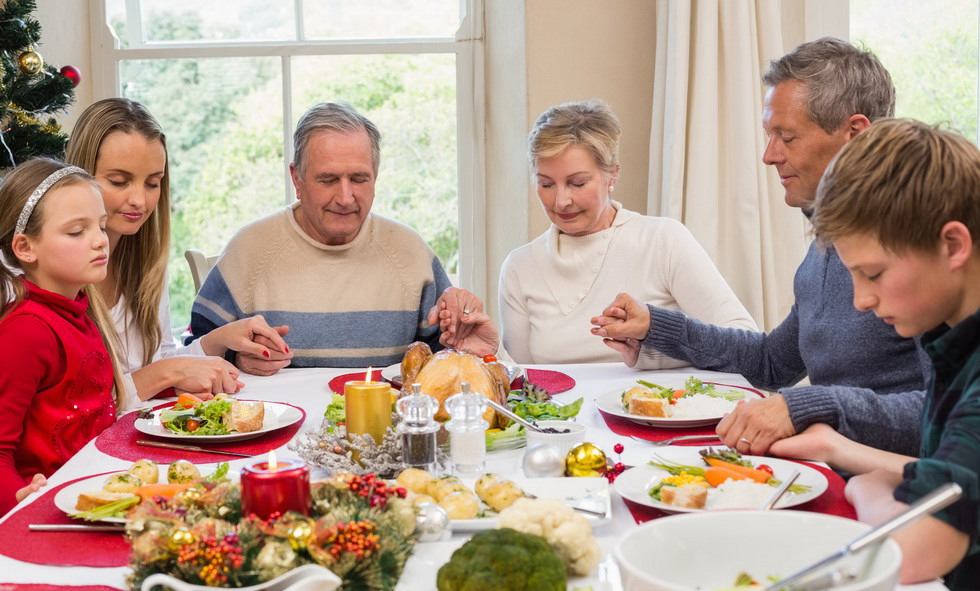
[134, 356, 245, 401]
[200, 315, 291, 360]
[15, 473, 46, 503]
[234, 325, 292, 376]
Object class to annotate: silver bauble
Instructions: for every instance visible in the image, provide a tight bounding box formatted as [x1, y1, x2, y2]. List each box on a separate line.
[414, 501, 451, 542]
[522, 443, 566, 478]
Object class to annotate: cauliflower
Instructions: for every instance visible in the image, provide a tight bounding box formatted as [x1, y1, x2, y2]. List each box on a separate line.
[496, 497, 602, 577]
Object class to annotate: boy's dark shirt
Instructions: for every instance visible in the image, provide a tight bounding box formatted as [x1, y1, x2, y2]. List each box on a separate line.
[895, 308, 980, 589]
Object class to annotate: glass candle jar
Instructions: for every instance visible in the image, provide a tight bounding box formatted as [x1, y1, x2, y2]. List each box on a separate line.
[444, 382, 488, 477]
[396, 383, 440, 472]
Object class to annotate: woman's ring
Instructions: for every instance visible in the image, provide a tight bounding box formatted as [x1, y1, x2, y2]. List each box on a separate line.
[738, 437, 751, 445]
[463, 308, 471, 315]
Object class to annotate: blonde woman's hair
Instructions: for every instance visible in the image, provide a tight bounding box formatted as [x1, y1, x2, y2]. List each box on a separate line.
[66, 98, 171, 367]
[813, 118, 980, 253]
[528, 99, 621, 174]
[0, 157, 126, 401]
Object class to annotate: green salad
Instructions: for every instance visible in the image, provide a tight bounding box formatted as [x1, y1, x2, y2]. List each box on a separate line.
[160, 398, 233, 435]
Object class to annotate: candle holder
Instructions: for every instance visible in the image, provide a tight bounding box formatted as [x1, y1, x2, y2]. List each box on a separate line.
[240, 459, 311, 520]
[345, 380, 394, 449]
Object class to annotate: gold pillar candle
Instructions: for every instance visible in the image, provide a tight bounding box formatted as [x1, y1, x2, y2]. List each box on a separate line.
[345, 378, 393, 447]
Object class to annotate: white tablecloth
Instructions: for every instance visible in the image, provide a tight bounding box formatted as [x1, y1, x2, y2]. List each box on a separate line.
[0, 363, 946, 590]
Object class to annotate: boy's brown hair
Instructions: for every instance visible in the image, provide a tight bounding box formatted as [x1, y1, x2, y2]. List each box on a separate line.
[813, 118, 980, 253]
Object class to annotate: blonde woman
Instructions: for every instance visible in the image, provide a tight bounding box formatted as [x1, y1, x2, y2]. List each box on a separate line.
[499, 99, 757, 366]
[66, 98, 288, 412]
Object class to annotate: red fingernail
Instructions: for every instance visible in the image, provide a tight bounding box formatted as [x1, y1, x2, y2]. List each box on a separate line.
[262, 350, 270, 358]
[285, 346, 290, 353]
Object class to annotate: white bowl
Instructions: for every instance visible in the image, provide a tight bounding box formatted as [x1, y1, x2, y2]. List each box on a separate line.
[525, 420, 586, 457]
[614, 510, 901, 591]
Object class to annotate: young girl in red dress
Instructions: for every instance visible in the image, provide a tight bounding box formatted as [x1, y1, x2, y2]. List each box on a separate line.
[0, 158, 124, 514]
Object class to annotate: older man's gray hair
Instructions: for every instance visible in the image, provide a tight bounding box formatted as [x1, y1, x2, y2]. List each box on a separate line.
[292, 102, 382, 174]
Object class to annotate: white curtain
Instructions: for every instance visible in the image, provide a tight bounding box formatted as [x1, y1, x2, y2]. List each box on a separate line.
[648, 0, 809, 330]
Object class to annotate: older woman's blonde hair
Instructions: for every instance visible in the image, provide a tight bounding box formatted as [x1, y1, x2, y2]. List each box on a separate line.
[528, 99, 621, 174]
[813, 118, 980, 253]
[66, 98, 171, 367]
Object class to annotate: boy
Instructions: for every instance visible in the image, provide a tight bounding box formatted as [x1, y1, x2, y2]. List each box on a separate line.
[770, 118, 980, 588]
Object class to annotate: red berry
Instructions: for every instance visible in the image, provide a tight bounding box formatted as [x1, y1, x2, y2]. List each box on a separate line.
[613, 443, 624, 454]
[614, 462, 626, 474]
[605, 472, 617, 483]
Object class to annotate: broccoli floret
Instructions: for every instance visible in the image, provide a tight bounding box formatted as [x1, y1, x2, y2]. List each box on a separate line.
[436, 528, 566, 591]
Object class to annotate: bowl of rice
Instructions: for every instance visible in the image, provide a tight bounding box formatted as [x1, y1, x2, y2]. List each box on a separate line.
[614, 510, 901, 591]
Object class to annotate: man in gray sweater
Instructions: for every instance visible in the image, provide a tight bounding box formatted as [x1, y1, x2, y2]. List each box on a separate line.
[591, 37, 928, 457]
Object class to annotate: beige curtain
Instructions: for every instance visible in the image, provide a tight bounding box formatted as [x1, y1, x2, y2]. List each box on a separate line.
[648, 0, 809, 330]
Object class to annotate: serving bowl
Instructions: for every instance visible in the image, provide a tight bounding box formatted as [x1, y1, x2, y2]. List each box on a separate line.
[614, 510, 901, 591]
[525, 419, 586, 456]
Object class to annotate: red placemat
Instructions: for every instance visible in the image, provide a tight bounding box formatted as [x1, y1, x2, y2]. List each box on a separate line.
[0, 586, 124, 591]
[622, 460, 856, 524]
[329, 372, 395, 394]
[95, 401, 305, 463]
[0, 473, 130, 567]
[517, 369, 576, 394]
[598, 408, 718, 443]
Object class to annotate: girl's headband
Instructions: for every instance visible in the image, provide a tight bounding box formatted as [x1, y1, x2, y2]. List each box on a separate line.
[14, 165, 87, 235]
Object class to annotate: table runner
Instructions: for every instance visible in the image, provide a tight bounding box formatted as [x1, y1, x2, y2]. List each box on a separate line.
[330, 368, 576, 395]
[95, 401, 305, 463]
[622, 460, 856, 523]
[0, 585, 124, 591]
[0, 473, 130, 567]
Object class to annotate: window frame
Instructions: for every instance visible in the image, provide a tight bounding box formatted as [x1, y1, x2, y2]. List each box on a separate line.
[87, 0, 487, 294]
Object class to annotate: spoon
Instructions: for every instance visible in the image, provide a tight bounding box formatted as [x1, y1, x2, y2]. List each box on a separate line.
[764, 482, 963, 590]
[759, 469, 800, 510]
[484, 398, 546, 433]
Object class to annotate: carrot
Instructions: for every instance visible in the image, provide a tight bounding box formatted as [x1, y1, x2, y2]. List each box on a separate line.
[704, 458, 771, 483]
[669, 389, 686, 405]
[176, 393, 204, 408]
[705, 465, 752, 487]
[136, 482, 193, 501]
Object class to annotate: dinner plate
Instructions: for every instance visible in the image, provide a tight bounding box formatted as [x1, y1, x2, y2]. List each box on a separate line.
[451, 476, 611, 531]
[381, 362, 403, 388]
[594, 381, 763, 428]
[134, 400, 303, 443]
[613, 449, 828, 514]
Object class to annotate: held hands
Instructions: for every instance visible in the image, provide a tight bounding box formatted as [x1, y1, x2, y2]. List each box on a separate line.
[15, 473, 46, 503]
[768, 423, 845, 465]
[200, 315, 291, 360]
[428, 287, 499, 357]
[235, 325, 293, 376]
[167, 356, 245, 396]
[590, 292, 650, 366]
[716, 394, 796, 456]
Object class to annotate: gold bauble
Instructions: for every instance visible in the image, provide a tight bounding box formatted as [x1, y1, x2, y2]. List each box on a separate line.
[565, 442, 608, 477]
[18, 50, 43, 76]
[286, 519, 316, 551]
[168, 527, 197, 549]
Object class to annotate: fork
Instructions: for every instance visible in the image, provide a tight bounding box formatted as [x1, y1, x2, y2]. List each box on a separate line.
[629, 434, 722, 446]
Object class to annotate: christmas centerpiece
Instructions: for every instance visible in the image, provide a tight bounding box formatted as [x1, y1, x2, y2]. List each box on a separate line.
[126, 468, 417, 590]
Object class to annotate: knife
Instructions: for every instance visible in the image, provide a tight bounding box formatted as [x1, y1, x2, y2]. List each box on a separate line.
[136, 439, 254, 458]
[29, 524, 126, 532]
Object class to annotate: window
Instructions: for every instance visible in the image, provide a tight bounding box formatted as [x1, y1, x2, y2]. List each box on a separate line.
[851, 0, 979, 144]
[93, 0, 483, 328]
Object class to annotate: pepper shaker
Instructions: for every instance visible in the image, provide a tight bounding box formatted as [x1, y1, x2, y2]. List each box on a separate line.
[444, 382, 488, 477]
[396, 383, 440, 472]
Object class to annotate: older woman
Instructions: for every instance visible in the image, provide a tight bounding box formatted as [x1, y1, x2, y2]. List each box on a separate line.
[499, 100, 757, 366]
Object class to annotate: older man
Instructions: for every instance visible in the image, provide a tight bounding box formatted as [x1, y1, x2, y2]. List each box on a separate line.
[189, 102, 495, 374]
[591, 38, 929, 456]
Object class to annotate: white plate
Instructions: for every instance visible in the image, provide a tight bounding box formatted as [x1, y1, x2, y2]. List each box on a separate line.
[54, 473, 132, 523]
[613, 448, 828, 513]
[381, 362, 402, 386]
[134, 400, 303, 443]
[451, 476, 611, 531]
[594, 381, 763, 428]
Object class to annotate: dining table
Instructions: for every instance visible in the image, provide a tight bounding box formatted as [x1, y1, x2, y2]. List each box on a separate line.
[0, 362, 947, 591]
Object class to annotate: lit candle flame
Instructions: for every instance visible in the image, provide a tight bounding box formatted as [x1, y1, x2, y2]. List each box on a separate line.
[267, 449, 278, 471]
[365, 366, 374, 383]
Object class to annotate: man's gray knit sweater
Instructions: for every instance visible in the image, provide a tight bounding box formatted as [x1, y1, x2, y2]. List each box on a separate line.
[643, 242, 929, 456]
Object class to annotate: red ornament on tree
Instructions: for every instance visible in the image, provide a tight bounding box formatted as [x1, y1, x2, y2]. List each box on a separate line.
[60, 64, 81, 87]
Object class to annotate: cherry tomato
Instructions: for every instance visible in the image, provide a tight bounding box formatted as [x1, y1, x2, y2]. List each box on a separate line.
[757, 464, 774, 476]
[185, 418, 201, 432]
[482, 354, 497, 363]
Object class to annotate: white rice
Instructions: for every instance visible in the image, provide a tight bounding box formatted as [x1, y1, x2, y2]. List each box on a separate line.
[705, 479, 792, 510]
[668, 394, 737, 418]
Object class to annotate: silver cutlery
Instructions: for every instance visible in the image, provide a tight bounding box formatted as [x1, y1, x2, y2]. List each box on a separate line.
[29, 523, 125, 532]
[136, 439, 254, 457]
[523, 492, 608, 518]
[629, 434, 722, 446]
[484, 399, 546, 433]
[759, 469, 800, 510]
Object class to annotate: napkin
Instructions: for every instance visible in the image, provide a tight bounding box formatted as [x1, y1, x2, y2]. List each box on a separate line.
[0, 473, 130, 567]
[95, 401, 305, 463]
[622, 460, 856, 524]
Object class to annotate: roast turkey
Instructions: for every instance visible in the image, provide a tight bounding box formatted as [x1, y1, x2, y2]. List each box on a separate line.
[400, 342, 509, 426]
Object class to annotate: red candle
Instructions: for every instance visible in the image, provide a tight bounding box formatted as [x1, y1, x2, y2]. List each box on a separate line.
[240, 453, 311, 520]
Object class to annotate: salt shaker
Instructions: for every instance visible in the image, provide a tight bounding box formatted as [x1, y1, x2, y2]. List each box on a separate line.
[396, 383, 440, 472]
[444, 382, 488, 477]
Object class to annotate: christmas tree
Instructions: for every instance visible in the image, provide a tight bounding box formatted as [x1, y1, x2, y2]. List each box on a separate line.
[0, 0, 79, 168]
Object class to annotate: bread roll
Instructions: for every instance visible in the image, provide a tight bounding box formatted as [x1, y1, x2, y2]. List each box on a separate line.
[629, 395, 668, 417]
[660, 483, 707, 509]
[231, 401, 265, 432]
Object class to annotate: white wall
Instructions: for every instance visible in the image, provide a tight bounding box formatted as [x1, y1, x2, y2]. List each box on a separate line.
[34, 0, 93, 135]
